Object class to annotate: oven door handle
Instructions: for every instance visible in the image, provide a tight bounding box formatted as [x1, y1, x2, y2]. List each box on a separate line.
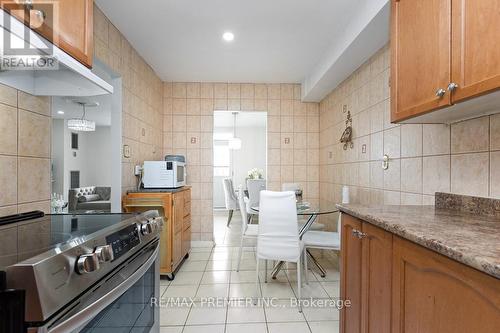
[47, 242, 159, 333]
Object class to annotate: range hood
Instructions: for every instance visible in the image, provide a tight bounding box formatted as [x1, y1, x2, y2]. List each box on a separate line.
[0, 9, 113, 96]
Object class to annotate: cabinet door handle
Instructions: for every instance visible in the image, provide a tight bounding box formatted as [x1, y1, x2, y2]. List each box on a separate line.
[447, 82, 459, 92]
[435, 88, 446, 98]
[351, 229, 367, 239]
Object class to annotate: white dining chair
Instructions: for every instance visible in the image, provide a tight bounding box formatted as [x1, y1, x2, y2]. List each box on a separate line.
[282, 182, 326, 232]
[256, 190, 304, 312]
[236, 185, 258, 272]
[302, 212, 341, 284]
[245, 179, 266, 223]
[222, 178, 238, 227]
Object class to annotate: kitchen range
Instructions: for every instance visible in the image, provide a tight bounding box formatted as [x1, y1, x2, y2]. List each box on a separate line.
[0, 211, 163, 333]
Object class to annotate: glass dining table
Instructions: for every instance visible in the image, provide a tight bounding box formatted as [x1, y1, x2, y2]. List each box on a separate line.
[251, 201, 339, 279]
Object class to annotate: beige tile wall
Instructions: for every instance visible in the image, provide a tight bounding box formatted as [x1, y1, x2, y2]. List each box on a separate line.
[0, 6, 163, 218]
[319, 44, 500, 217]
[93, 6, 164, 195]
[0, 85, 51, 216]
[163, 82, 320, 241]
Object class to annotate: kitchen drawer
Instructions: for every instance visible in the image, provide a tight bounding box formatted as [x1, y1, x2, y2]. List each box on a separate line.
[184, 200, 191, 217]
[183, 189, 191, 217]
[182, 225, 191, 257]
[183, 215, 191, 231]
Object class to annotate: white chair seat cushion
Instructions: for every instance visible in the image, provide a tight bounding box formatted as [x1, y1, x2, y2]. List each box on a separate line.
[257, 241, 305, 262]
[303, 231, 340, 249]
[244, 224, 259, 237]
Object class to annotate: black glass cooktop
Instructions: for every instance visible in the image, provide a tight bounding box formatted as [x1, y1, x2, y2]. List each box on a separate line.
[0, 213, 135, 269]
[43, 214, 135, 246]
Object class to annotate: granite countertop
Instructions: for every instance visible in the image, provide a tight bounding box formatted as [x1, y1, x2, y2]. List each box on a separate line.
[337, 196, 500, 280]
[127, 186, 190, 194]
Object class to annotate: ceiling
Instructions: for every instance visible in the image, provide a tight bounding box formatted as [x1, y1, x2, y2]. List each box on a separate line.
[95, 0, 368, 84]
[52, 96, 112, 126]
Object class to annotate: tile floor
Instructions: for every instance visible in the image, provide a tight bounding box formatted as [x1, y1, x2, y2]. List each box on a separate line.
[159, 211, 340, 333]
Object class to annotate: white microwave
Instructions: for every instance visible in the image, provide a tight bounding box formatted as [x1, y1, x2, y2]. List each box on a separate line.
[142, 161, 186, 188]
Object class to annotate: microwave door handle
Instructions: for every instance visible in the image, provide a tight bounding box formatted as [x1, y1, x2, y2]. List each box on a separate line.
[48, 243, 159, 333]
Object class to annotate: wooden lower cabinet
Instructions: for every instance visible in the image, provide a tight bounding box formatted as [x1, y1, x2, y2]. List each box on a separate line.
[360, 222, 392, 333]
[340, 214, 392, 333]
[341, 213, 500, 333]
[123, 188, 192, 277]
[392, 236, 500, 333]
[340, 214, 363, 333]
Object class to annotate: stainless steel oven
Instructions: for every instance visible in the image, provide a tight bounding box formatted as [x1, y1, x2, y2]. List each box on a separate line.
[0, 211, 162, 333]
[44, 239, 160, 333]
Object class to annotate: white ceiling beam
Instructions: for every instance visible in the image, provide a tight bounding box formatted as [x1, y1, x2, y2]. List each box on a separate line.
[301, 0, 390, 102]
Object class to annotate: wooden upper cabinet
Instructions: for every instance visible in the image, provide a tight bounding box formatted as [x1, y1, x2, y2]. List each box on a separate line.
[391, 0, 500, 123]
[55, 0, 93, 67]
[391, 0, 452, 122]
[451, 0, 500, 102]
[1, 0, 93, 68]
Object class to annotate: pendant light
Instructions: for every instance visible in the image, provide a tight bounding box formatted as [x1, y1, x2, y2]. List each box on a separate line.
[67, 101, 97, 132]
[228, 111, 241, 150]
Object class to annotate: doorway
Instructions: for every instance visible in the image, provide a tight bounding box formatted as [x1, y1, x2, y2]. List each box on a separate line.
[212, 111, 267, 244]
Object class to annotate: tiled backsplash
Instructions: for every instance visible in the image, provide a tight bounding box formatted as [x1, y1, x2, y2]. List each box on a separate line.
[319, 44, 500, 211]
[163, 82, 320, 241]
[0, 85, 51, 216]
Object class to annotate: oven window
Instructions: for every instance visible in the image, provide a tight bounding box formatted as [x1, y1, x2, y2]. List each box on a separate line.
[177, 165, 184, 182]
[79, 262, 156, 332]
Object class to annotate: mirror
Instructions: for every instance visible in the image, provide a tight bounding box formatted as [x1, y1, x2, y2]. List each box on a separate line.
[50, 72, 122, 215]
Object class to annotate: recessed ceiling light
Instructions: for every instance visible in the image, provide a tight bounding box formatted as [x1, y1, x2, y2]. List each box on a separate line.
[222, 31, 234, 42]
[57, 110, 65, 115]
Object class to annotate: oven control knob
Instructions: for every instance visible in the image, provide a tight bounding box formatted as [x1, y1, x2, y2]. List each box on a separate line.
[154, 217, 164, 229]
[76, 253, 100, 274]
[150, 218, 161, 230]
[148, 219, 157, 232]
[95, 245, 114, 263]
[140, 221, 153, 235]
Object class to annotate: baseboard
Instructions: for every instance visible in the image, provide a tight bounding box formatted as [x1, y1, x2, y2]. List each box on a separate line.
[191, 240, 215, 248]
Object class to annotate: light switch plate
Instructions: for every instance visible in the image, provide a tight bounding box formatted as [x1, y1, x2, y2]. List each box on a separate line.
[123, 144, 131, 158]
